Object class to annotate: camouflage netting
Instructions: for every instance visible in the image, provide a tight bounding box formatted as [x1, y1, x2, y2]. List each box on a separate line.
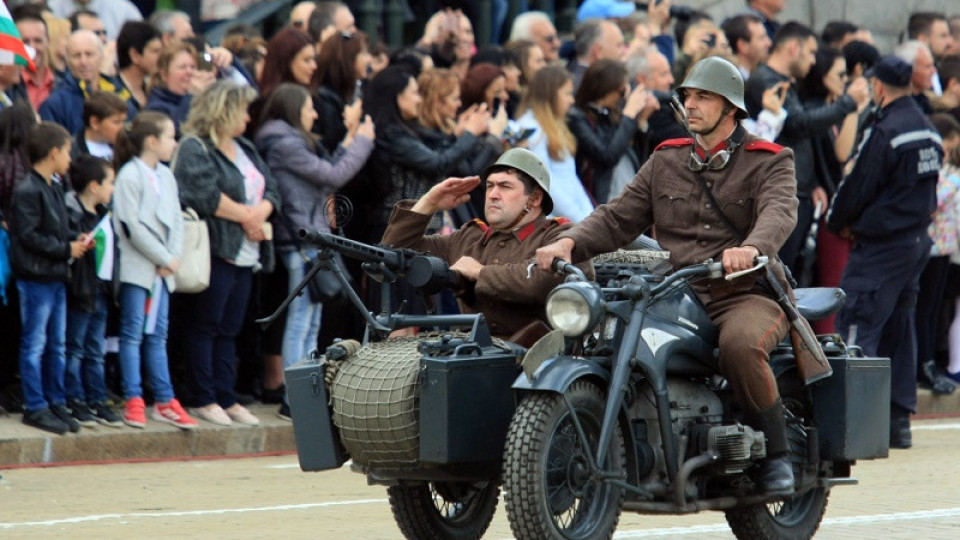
[330, 332, 509, 470]
[592, 249, 672, 281]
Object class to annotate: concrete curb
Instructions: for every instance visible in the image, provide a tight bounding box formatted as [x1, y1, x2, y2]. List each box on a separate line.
[0, 404, 295, 468]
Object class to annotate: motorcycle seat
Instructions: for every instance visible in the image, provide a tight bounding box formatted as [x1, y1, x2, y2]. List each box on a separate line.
[794, 287, 846, 321]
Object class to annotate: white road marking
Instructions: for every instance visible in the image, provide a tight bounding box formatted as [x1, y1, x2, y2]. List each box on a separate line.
[607, 508, 960, 538]
[0, 500, 387, 529]
[912, 422, 960, 431]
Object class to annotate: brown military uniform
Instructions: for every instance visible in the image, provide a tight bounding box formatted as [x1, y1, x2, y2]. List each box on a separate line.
[382, 202, 593, 339]
[563, 132, 799, 412]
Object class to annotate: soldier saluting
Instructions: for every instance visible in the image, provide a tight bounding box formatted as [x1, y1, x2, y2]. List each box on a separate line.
[381, 149, 593, 344]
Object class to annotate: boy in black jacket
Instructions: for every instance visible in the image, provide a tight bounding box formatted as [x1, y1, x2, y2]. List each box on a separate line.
[11, 122, 91, 434]
[64, 155, 123, 427]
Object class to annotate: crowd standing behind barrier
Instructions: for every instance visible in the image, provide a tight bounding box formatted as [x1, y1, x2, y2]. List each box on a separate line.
[2, 1, 960, 444]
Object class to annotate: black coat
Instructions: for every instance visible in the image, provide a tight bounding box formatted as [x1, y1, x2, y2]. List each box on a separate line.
[567, 105, 639, 204]
[10, 171, 73, 282]
[314, 85, 348, 155]
[745, 64, 856, 197]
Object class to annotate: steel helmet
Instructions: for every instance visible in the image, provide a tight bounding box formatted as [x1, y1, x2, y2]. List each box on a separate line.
[482, 148, 554, 215]
[677, 56, 748, 119]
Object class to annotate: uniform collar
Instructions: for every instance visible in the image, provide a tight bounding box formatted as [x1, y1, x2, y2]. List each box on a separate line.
[481, 215, 548, 244]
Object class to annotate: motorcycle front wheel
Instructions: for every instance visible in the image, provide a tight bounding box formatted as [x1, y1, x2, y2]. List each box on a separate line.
[387, 481, 499, 540]
[503, 381, 625, 540]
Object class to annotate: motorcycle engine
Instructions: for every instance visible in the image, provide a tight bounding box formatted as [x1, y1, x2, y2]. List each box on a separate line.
[687, 424, 766, 475]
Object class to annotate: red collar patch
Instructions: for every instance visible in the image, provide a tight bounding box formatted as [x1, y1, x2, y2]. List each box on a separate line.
[516, 221, 537, 241]
[744, 140, 785, 153]
[654, 138, 695, 152]
[467, 218, 490, 232]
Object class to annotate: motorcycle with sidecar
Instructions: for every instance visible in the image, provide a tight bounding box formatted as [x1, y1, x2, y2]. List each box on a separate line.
[275, 230, 891, 540]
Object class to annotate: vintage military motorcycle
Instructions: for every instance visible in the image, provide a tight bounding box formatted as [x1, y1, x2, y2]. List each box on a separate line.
[274, 230, 890, 540]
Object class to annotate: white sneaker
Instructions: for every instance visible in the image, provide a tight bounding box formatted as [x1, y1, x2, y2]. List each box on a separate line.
[225, 403, 260, 426]
[189, 403, 232, 426]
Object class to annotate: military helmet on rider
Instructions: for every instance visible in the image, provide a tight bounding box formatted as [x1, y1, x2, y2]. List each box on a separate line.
[482, 148, 554, 215]
[677, 56, 749, 119]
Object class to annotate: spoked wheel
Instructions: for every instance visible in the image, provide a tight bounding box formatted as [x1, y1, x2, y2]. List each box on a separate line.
[387, 481, 499, 540]
[724, 377, 830, 540]
[503, 381, 625, 540]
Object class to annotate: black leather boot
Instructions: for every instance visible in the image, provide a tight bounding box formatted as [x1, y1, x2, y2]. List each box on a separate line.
[889, 406, 912, 449]
[751, 401, 795, 495]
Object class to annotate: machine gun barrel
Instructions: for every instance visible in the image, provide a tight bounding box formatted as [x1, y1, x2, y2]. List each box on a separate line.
[299, 229, 408, 270]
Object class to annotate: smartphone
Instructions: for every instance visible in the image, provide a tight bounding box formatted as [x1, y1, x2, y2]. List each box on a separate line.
[492, 97, 502, 112]
[185, 36, 214, 71]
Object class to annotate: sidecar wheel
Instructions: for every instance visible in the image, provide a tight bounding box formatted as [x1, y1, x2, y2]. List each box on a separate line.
[387, 481, 499, 540]
[503, 381, 625, 540]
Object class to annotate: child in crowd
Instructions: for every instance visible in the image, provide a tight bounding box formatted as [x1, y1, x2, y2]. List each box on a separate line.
[112, 111, 197, 430]
[74, 92, 129, 162]
[64, 155, 124, 427]
[11, 122, 91, 434]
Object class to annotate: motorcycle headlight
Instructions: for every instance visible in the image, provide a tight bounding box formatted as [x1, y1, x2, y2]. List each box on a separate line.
[545, 282, 605, 337]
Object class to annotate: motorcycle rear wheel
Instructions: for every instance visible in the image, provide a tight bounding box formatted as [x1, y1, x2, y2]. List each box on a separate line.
[387, 481, 499, 540]
[723, 485, 829, 540]
[724, 374, 830, 540]
[503, 381, 625, 540]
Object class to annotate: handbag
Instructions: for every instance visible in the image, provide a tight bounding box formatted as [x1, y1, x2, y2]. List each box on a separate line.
[174, 207, 211, 293]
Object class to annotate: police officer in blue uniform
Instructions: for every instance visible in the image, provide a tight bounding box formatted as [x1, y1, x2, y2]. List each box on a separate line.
[827, 56, 942, 449]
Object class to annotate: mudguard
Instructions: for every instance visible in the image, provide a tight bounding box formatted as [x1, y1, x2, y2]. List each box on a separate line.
[513, 355, 611, 394]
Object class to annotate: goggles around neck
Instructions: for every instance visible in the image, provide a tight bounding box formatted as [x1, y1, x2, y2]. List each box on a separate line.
[688, 123, 746, 172]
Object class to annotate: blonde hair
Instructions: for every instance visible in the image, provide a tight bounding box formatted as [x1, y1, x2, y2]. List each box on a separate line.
[520, 65, 576, 161]
[149, 41, 197, 94]
[42, 14, 71, 73]
[181, 80, 257, 144]
[418, 69, 460, 134]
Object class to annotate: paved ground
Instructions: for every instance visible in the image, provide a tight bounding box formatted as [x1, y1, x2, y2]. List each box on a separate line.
[1, 417, 958, 539]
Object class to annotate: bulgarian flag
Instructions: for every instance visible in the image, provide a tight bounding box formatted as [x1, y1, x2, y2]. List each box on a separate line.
[0, 0, 36, 72]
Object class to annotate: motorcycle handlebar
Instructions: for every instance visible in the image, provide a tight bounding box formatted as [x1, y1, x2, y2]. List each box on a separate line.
[551, 258, 588, 282]
[651, 256, 768, 295]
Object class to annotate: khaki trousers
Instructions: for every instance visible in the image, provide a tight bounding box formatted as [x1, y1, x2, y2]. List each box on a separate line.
[707, 292, 789, 413]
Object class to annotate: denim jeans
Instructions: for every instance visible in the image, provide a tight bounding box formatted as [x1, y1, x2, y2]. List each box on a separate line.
[17, 280, 67, 412]
[281, 249, 323, 372]
[183, 257, 252, 408]
[118, 281, 174, 403]
[65, 290, 109, 404]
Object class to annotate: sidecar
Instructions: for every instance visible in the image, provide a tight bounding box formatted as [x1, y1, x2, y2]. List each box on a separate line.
[285, 316, 519, 540]
[287, 319, 519, 477]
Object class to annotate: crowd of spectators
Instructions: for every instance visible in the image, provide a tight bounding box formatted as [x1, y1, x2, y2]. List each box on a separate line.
[1, 0, 960, 436]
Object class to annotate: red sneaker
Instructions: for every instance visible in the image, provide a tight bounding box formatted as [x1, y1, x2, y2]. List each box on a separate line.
[124, 397, 146, 428]
[152, 398, 198, 430]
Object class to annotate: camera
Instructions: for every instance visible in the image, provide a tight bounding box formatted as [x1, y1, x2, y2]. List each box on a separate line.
[638, 2, 696, 22]
[502, 126, 536, 146]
